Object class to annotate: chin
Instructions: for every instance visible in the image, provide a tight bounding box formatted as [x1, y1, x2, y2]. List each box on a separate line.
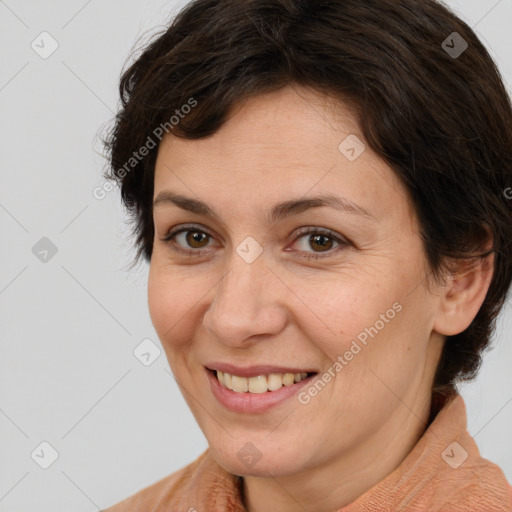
[209, 439, 307, 478]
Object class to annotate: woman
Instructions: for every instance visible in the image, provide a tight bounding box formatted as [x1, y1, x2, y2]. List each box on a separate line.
[101, 0, 512, 510]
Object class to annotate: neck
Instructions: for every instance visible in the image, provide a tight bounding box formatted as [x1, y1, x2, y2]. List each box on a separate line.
[242, 391, 434, 512]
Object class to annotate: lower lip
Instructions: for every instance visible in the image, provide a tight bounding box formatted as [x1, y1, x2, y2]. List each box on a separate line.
[206, 368, 316, 413]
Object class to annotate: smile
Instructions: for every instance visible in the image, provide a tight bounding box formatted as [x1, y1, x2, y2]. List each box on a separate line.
[205, 367, 318, 413]
[215, 370, 314, 393]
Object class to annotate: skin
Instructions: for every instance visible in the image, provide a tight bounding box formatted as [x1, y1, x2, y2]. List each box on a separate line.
[147, 85, 494, 512]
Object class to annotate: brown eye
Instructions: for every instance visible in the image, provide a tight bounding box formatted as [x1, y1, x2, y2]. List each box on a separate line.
[161, 224, 349, 260]
[161, 224, 215, 255]
[308, 233, 335, 252]
[291, 227, 349, 260]
[184, 230, 210, 248]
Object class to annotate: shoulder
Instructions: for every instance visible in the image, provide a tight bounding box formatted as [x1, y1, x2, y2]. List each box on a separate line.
[100, 450, 210, 512]
[428, 457, 512, 511]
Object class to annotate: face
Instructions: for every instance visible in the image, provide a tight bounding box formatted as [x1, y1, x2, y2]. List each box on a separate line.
[148, 85, 446, 478]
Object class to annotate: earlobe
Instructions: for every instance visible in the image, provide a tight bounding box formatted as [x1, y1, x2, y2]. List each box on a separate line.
[433, 251, 494, 336]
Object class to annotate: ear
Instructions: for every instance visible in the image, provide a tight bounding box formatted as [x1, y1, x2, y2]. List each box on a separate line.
[433, 233, 494, 337]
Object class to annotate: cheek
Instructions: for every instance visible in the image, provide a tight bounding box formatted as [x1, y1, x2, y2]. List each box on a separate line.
[306, 271, 430, 397]
[147, 264, 198, 350]
[297, 274, 402, 359]
[328, 292, 433, 408]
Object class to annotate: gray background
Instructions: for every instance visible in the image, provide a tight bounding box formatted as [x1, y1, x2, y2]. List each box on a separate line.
[0, 1, 511, 511]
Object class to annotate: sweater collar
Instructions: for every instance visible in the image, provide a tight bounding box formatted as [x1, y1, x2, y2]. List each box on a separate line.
[175, 394, 512, 511]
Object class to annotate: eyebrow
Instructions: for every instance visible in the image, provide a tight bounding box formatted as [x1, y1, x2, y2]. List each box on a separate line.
[152, 191, 377, 223]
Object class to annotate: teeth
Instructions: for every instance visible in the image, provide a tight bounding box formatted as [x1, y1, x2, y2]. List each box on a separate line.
[248, 375, 267, 394]
[231, 374, 248, 392]
[267, 373, 283, 391]
[216, 370, 309, 393]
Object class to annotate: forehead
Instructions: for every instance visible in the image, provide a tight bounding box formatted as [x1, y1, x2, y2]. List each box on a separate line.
[153, 86, 412, 225]
[158, 87, 360, 165]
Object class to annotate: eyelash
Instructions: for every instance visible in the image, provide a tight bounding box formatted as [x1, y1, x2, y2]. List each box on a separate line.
[160, 224, 349, 260]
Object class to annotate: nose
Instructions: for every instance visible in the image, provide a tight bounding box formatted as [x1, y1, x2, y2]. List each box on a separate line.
[202, 251, 287, 347]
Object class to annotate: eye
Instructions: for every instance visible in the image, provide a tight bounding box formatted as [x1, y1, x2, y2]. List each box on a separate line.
[159, 224, 349, 260]
[289, 226, 349, 260]
[160, 224, 215, 256]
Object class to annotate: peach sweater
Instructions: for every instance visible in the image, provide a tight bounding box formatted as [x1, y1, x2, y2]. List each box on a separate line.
[103, 394, 512, 511]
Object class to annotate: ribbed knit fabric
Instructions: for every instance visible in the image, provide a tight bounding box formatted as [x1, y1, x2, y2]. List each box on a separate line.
[102, 394, 512, 512]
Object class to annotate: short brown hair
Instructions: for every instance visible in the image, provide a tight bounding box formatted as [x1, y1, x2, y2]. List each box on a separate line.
[102, 0, 512, 395]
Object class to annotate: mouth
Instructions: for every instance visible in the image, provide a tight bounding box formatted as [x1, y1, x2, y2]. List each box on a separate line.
[206, 367, 318, 394]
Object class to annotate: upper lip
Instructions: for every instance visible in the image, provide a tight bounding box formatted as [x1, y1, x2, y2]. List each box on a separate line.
[205, 363, 318, 378]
